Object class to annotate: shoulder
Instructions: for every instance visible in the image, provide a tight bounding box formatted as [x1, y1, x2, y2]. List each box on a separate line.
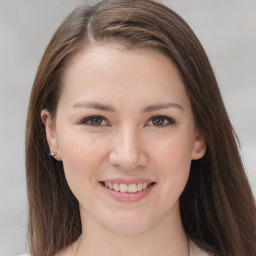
[190, 240, 211, 256]
[18, 254, 32, 256]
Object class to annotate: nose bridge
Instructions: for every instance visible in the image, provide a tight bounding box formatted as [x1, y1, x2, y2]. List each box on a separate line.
[122, 126, 139, 157]
[109, 124, 147, 170]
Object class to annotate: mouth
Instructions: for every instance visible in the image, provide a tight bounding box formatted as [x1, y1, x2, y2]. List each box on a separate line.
[99, 181, 156, 193]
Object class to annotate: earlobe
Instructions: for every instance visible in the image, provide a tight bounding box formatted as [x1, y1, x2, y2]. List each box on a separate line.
[192, 131, 206, 160]
[41, 109, 62, 161]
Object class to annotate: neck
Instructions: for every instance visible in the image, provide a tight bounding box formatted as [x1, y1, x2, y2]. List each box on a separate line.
[76, 207, 189, 256]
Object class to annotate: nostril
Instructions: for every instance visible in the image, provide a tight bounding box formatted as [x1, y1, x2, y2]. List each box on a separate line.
[108, 146, 148, 170]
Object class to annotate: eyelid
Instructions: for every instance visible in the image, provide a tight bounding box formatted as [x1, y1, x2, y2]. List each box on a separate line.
[79, 115, 176, 128]
[80, 115, 110, 126]
[146, 115, 176, 127]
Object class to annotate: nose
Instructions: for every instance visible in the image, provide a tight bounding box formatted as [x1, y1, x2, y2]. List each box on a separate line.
[108, 127, 148, 171]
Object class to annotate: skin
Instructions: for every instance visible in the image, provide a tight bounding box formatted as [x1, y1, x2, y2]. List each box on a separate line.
[42, 45, 206, 256]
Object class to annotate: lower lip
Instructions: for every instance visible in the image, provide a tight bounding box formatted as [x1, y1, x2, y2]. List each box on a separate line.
[100, 183, 156, 202]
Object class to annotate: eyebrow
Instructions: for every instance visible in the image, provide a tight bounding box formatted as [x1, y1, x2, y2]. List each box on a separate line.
[71, 101, 183, 112]
[71, 102, 115, 112]
[143, 103, 184, 112]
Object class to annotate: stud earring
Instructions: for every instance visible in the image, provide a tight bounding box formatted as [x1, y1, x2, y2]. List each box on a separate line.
[49, 152, 57, 157]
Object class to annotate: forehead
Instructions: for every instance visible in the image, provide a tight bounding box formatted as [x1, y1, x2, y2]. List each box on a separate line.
[63, 44, 182, 81]
[59, 45, 190, 109]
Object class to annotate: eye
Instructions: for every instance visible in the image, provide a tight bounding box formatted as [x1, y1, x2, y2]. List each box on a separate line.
[80, 115, 109, 126]
[147, 115, 176, 127]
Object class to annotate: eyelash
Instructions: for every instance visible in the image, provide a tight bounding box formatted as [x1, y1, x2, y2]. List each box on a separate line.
[80, 115, 176, 128]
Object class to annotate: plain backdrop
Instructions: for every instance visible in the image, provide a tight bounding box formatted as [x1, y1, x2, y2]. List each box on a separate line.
[0, 0, 255, 254]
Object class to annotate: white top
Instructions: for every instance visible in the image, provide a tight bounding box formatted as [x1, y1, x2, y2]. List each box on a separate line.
[190, 240, 210, 256]
[18, 240, 210, 256]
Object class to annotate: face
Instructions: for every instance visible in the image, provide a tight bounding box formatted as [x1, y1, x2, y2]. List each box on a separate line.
[42, 45, 205, 235]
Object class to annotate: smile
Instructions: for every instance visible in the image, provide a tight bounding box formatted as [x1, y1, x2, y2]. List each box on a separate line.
[102, 182, 152, 193]
[99, 179, 156, 202]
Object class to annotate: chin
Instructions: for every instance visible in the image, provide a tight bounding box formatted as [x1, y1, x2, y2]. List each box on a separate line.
[101, 210, 158, 235]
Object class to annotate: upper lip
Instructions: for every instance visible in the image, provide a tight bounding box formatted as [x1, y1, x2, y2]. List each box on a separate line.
[100, 178, 155, 184]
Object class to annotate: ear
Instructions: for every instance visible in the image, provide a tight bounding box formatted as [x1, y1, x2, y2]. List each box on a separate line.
[191, 130, 206, 160]
[41, 109, 62, 161]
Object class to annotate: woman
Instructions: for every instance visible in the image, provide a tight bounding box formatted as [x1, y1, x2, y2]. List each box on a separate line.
[24, 0, 256, 255]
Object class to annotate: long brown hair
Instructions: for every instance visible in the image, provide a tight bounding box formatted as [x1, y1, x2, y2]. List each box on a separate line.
[26, 0, 256, 255]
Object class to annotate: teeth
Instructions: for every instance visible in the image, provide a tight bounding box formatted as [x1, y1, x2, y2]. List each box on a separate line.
[128, 184, 137, 193]
[113, 183, 119, 191]
[103, 182, 152, 193]
[137, 183, 142, 191]
[119, 184, 128, 192]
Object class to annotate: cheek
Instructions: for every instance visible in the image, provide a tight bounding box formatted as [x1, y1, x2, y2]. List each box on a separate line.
[58, 131, 109, 186]
[152, 132, 194, 170]
[150, 132, 193, 194]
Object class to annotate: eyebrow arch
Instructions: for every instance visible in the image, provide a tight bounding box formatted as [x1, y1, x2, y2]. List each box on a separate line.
[71, 101, 115, 112]
[143, 103, 184, 112]
[71, 101, 183, 112]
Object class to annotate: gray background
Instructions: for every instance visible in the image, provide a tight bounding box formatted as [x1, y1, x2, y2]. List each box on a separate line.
[0, 0, 255, 255]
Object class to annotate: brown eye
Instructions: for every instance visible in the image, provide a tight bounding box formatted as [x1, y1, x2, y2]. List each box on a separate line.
[152, 117, 165, 126]
[148, 115, 176, 127]
[81, 116, 108, 126]
[90, 116, 103, 125]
